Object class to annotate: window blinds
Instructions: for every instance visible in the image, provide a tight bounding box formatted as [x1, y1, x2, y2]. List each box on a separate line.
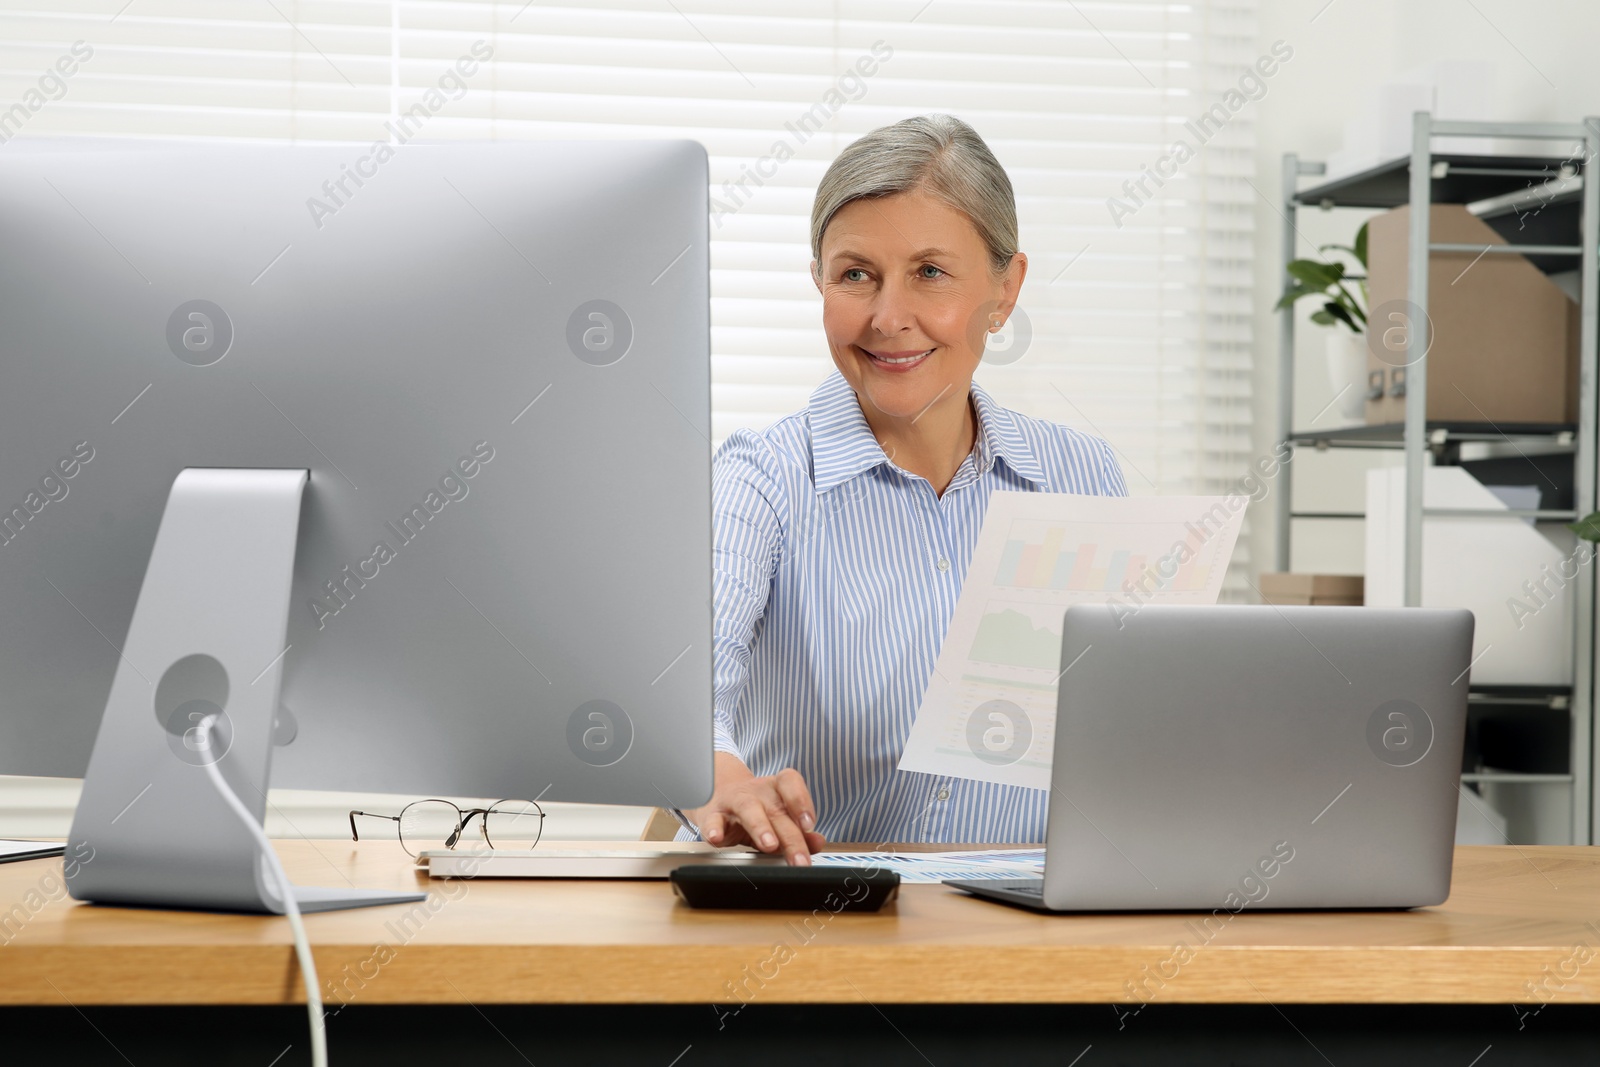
[0, 0, 1258, 527]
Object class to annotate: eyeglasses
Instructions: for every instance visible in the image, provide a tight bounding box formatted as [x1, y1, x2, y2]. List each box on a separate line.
[348, 798, 545, 858]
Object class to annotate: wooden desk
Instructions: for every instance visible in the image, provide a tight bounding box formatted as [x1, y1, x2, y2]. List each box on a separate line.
[5, 842, 1600, 1065]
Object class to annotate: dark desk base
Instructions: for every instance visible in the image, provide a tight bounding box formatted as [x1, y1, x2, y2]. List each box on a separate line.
[13, 1003, 1593, 1065]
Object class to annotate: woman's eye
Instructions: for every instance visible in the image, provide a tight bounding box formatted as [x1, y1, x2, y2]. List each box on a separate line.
[920, 264, 944, 279]
[843, 268, 868, 282]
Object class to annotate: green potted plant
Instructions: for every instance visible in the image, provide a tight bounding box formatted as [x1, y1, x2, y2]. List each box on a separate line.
[1277, 222, 1369, 420]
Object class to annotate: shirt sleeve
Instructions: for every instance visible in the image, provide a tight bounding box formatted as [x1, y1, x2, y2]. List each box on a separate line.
[1098, 439, 1128, 497]
[709, 429, 789, 762]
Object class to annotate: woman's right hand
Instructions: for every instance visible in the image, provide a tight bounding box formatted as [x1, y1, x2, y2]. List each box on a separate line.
[685, 751, 826, 866]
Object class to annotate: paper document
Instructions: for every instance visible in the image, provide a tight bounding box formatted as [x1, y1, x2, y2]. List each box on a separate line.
[810, 848, 1045, 884]
[0, 839, 65, 864]
[897, 491, 1244, 790]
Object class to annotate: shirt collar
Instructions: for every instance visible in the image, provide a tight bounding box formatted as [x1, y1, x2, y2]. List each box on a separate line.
[807, 371, 1051, 492]
[969, 376, 1052, 489]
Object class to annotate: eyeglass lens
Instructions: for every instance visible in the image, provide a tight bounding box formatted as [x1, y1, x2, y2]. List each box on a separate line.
[396, 800, 466, 857]
[481, 800, 544, 849]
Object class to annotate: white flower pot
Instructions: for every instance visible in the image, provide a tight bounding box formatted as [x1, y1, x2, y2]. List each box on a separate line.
[1324, 329, 1368, 421]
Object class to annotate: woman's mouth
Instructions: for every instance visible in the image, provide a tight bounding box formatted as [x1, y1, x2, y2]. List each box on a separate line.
[860, 345, 933, 372]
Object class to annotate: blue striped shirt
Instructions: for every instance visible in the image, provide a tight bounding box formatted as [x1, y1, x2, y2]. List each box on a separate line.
[695, 370, 1126, 845]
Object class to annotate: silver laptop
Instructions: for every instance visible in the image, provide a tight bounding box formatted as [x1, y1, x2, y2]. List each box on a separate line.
[948, 605, 1474, 912]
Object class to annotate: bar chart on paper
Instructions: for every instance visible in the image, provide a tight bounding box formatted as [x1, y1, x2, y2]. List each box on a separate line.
[899, 492, 1246, 791]
[993, 518, 1222, 595]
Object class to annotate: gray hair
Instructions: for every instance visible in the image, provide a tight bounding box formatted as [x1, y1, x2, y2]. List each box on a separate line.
[810, 114, 1018, 275]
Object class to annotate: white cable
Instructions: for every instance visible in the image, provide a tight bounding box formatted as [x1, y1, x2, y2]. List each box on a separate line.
[198, 715, 328, 1067]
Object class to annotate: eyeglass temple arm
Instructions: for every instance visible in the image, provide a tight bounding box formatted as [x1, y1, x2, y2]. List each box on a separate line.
[347, 809, 400, 842]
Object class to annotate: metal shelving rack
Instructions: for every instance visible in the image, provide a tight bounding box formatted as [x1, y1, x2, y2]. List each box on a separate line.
[1275, 113, 1600, 845]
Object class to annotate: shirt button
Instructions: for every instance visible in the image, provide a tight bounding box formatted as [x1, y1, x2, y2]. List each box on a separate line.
[936, 787, 951, 801]
[936, 557, 951, 572]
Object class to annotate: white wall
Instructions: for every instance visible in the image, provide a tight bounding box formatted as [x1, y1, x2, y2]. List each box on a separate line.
[1249, 0, 1600, 577]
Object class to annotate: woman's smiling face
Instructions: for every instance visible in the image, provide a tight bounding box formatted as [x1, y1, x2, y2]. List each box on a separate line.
[813, 187, 1024, 427]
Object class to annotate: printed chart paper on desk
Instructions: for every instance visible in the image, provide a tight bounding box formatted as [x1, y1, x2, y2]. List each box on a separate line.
[897, 491, 1244, 790]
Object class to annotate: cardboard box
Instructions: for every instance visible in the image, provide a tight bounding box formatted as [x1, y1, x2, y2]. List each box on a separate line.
[1365, 204, 1578, 425]
[1258, 573, 1364, 606]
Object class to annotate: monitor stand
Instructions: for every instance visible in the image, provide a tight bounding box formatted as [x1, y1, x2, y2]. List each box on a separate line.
[65, 468, 426, 913]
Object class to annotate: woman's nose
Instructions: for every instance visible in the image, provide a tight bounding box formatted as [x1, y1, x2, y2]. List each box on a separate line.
[868, 277, 917, 336]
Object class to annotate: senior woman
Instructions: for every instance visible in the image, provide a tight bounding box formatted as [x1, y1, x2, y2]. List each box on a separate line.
[683, 114, 1126, 864]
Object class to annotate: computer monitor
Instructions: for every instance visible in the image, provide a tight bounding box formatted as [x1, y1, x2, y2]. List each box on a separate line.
[0, 141, 714, 910]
